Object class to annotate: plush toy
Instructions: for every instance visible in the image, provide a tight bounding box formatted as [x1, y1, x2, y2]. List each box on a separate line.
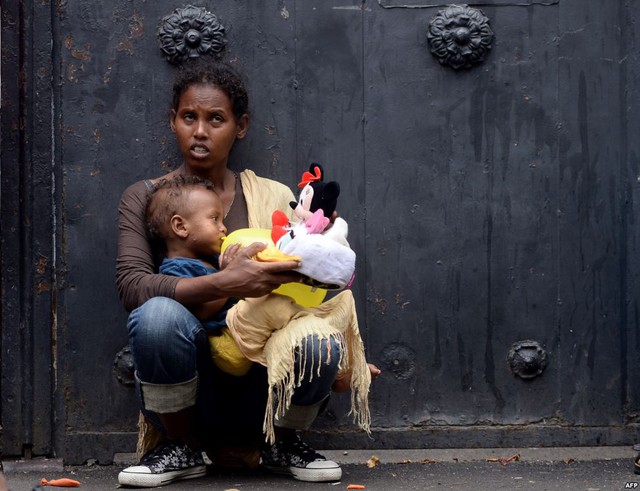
[272, 163, 339, 244]
[290, 163, 340, 231]
[271, 163, 355, 289]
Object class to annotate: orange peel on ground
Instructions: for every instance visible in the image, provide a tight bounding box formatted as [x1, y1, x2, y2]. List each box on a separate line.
[41, 478, 81, 487]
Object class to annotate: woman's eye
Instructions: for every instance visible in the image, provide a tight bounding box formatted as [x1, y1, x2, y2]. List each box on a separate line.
[210, 114, 223, 123]
[184, 113, 195, 122]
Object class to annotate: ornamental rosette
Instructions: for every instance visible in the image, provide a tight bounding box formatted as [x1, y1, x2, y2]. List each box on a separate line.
[427, 4, 494, 70]
[157, 5, 227, 65]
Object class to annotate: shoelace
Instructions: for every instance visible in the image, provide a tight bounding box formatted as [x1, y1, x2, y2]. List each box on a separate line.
[141, 442, 179, 464]
[289, 437, 324, 462]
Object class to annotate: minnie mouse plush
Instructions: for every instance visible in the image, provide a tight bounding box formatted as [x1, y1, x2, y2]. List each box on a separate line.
[271, 163, 354, 289]
[272, 163, 340, 243]
[290, 163, 340, 233]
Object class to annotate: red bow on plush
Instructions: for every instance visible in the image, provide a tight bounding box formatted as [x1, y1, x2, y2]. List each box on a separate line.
[298, 165, 322, 188]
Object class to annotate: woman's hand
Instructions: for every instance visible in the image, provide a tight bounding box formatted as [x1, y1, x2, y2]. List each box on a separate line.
[332, 363, 381, 393]
[322, 210, 339, 231]
[176, 242, 301, 304]
[216, 242, 301, 298]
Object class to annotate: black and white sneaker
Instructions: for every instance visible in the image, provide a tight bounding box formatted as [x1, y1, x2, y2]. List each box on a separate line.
[118, 441, 206, 488]
[261, 435, 342, 482]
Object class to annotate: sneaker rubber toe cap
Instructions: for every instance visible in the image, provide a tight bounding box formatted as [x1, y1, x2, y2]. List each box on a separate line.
[291, 459, 342, 482]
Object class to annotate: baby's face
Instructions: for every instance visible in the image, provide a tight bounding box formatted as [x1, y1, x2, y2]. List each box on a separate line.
[183, 188, 227, 256]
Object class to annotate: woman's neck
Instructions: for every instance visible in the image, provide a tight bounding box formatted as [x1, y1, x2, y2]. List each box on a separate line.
[176, 164, 234, 190]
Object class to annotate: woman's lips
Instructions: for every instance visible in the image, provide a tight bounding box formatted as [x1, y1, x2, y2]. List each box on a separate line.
[190, 144, 209, 157]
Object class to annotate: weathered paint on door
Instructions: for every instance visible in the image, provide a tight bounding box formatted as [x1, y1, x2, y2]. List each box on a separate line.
[2, 0, 640, 464]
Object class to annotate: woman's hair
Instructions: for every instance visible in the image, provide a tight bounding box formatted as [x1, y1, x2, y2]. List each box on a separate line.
[171, 56, 249, 121]
[145, 175, 216, 241]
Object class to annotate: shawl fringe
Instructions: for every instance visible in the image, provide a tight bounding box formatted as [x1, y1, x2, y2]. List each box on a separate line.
[227, 290, 371, 443]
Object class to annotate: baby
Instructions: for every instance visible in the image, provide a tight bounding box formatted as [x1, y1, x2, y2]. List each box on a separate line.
[145, 175, 249, 374]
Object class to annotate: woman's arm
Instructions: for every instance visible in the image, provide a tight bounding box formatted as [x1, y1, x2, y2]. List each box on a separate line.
[116, 182, 179, 311]
[174, 242, 301, 304]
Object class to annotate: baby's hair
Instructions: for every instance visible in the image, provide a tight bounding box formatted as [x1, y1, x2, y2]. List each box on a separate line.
[172, 56, 249, 121]
[145, 175, 217, 241]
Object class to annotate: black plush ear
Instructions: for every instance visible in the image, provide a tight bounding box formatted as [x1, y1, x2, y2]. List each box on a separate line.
[322, 181, 340, 200]
[309, 163, 324, 181]
[320, 181, 340, 216]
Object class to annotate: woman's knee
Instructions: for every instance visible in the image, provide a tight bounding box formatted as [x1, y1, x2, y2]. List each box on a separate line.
[128, 297, 199, 341]
[290, 335, 343, 406]
[127, 297, 203, 372]
[297, 334, 342, 380]
[303, 334, 342, 363]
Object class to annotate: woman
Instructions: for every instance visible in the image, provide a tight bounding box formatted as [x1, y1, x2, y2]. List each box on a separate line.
[116, 58, 374, 488]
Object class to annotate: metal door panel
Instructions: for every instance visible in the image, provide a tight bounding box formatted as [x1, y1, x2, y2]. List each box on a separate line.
[362, 3, 560, 430]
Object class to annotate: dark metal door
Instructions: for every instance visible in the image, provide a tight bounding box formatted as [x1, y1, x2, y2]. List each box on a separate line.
[2, 0, 640, 464]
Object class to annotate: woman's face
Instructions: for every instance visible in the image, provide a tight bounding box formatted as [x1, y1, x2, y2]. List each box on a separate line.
[170, 84, 248, 172]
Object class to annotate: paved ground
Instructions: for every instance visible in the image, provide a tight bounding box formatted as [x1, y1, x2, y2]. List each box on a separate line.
[3, 447, 639, 490]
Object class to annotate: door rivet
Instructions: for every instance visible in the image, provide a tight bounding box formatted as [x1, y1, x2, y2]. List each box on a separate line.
[507, 340, 547, 380]
[380, 343, 416, 380]
[427, 4, 494, 70]
[158, 5, 227, 65]
[113, 346, 135, 387]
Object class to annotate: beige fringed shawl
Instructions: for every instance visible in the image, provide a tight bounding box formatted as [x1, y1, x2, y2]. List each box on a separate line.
[240, 169, 296, 227]
[226, 290, 371, 443]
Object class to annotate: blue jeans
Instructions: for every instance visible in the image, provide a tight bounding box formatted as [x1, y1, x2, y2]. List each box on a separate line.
[128, 297, 341, 444]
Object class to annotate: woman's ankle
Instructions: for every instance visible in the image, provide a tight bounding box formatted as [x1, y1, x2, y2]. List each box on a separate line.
[273, 426, 296, 444]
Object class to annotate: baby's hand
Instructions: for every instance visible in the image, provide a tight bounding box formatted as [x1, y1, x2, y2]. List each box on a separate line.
[369, 363, 381, 381]
[219, 242, 242, 270]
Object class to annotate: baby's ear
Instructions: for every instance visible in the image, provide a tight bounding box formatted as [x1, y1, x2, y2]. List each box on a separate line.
[170, 215, 189, 238]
